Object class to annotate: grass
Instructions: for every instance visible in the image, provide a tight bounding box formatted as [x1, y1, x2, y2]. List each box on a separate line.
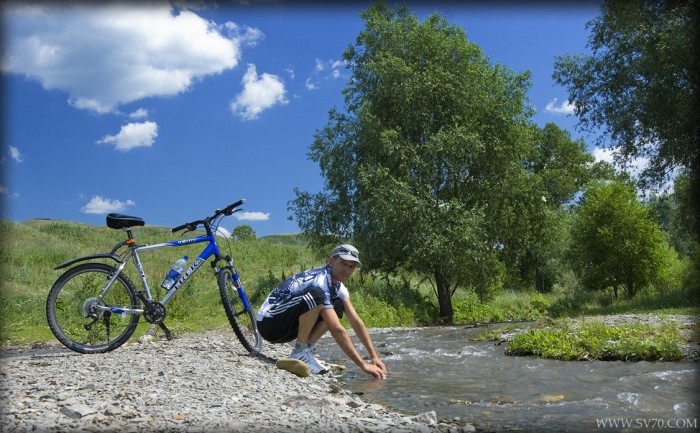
[505, 319, 687, 361]
[0, 219, 319, 344]
[1, 218, 697, 363]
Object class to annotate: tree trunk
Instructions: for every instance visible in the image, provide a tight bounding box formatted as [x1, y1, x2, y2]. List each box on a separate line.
[435, 271, 453, 323]
[535, 267, 544, 293]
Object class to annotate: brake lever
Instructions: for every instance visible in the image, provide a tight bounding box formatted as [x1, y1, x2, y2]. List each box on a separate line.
[222, 208, 242, 217]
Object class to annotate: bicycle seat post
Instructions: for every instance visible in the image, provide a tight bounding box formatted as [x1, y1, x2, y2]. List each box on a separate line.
[123, 227, 135, 241]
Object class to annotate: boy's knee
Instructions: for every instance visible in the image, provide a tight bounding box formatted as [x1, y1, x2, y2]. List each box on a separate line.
[300, 303, 323, 321]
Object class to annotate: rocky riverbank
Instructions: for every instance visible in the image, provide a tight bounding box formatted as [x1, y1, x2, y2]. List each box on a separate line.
[1, 314, 696, 432]
[0, 329, 474, 433]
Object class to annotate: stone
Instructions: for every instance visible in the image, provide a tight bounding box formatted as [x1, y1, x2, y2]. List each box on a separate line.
[59, 405, 97, 419]
[410, 411, 438, 426]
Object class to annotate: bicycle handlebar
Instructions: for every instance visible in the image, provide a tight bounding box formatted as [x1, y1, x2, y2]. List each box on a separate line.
[171, 199, 246, 233]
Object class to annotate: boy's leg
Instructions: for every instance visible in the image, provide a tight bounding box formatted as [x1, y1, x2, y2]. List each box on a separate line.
[307, 298, 343, 344]
[257, 286, 326, 344]
[276, 305, 330, 375]
[308, 320, 328, 343]
[296, 305, 323, 345]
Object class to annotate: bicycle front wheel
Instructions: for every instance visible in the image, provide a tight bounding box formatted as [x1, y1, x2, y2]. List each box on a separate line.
[46, 263, 140, 354]
[218, 267, 262, 353]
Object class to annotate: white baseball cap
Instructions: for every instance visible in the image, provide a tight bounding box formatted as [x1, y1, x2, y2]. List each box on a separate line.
[331, 244, 361, 264]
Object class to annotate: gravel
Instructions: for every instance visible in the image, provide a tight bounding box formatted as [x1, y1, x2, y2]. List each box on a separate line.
[0, 329, 474, 433]
[1, 314, 696, 432]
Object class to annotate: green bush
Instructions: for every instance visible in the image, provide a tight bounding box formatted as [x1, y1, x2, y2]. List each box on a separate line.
[346, 272, 438, 327]
[506, 320, 685, 361]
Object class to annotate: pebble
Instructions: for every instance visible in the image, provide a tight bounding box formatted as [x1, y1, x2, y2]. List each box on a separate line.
[0, 329, 475, 433]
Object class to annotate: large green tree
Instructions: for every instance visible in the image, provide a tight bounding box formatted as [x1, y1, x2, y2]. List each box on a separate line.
[569, 180, 668, 299]
[500, 123, 614, 292]
[553, 0, 700, 239]
[232, 225, 256, 241]
[646, 173, 697, 258]
[290, 2, 534, 321]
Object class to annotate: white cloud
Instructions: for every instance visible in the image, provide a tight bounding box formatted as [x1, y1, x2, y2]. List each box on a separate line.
[3, 4, 257, 114]
[216, 226, 231, 239]
[234, 211, 270, 221]
[0, 186, 19, 198]
[224, 22, 263, 47]
[9, 146, 24, 163]
[591, 146, 615, 165]
[306, 58, 346, 90]
[80, 196, 135, 214]
[230, 64, 288, 120]
[592, 146, 648, 178]
[97, 121, 158, 151]
[592, 146, 675, 193]
[129, 108, 149, 119]
[545, 98, 575, 115]
[286, 66, 295, 79]
[305, 78, 317, 91]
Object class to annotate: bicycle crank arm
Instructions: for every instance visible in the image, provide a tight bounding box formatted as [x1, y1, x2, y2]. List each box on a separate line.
[158, 322, 173, 341]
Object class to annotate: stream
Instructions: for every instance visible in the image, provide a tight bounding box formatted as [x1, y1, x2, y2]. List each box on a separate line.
[318, 325, 698, 432]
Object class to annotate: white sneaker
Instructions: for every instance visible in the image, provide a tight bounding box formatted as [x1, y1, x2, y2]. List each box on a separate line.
[290, 348, 329, 374]
[276, 358, 310, 377]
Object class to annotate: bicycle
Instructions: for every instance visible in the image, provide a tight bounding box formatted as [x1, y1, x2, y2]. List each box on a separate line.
[46, 199, 262, 355]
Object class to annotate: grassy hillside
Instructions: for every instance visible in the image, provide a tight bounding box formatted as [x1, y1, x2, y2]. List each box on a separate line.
[259, 233, 310, 247]
[0, 218, 445, 345]
[0, 219, 321, 344]
[1, 218, 697, 347]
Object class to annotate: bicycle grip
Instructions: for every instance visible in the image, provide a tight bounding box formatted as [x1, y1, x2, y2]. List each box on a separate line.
[171, 223, 190, 233]
[222, 199, 246, 215]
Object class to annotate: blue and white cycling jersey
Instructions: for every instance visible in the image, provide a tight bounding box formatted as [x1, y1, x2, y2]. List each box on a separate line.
[256, 264, 349, 321]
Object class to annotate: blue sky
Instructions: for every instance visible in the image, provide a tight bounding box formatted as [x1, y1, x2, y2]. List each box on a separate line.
[2, 1, 609, 237]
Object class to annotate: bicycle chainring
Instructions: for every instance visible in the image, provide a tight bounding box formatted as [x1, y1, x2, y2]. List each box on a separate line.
[143, 301, 166, 324]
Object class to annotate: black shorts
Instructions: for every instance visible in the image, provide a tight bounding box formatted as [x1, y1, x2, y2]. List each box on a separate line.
[256, 286, 345, 344]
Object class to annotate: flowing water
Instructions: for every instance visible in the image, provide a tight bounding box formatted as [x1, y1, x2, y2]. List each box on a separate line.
[318, 325, 699, 432]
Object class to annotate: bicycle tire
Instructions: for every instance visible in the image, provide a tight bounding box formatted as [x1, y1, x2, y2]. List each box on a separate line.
[217, 267, 262, 353]
[46, 263, 140, 353]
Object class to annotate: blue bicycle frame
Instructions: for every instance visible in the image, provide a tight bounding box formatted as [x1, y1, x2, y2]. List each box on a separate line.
[54, 229, 250, 319]
[47, 198, 261, 353]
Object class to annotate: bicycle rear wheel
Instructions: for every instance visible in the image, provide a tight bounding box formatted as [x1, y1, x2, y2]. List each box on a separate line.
[46, 263, 140, 353]
[218, 267, 262, 353]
